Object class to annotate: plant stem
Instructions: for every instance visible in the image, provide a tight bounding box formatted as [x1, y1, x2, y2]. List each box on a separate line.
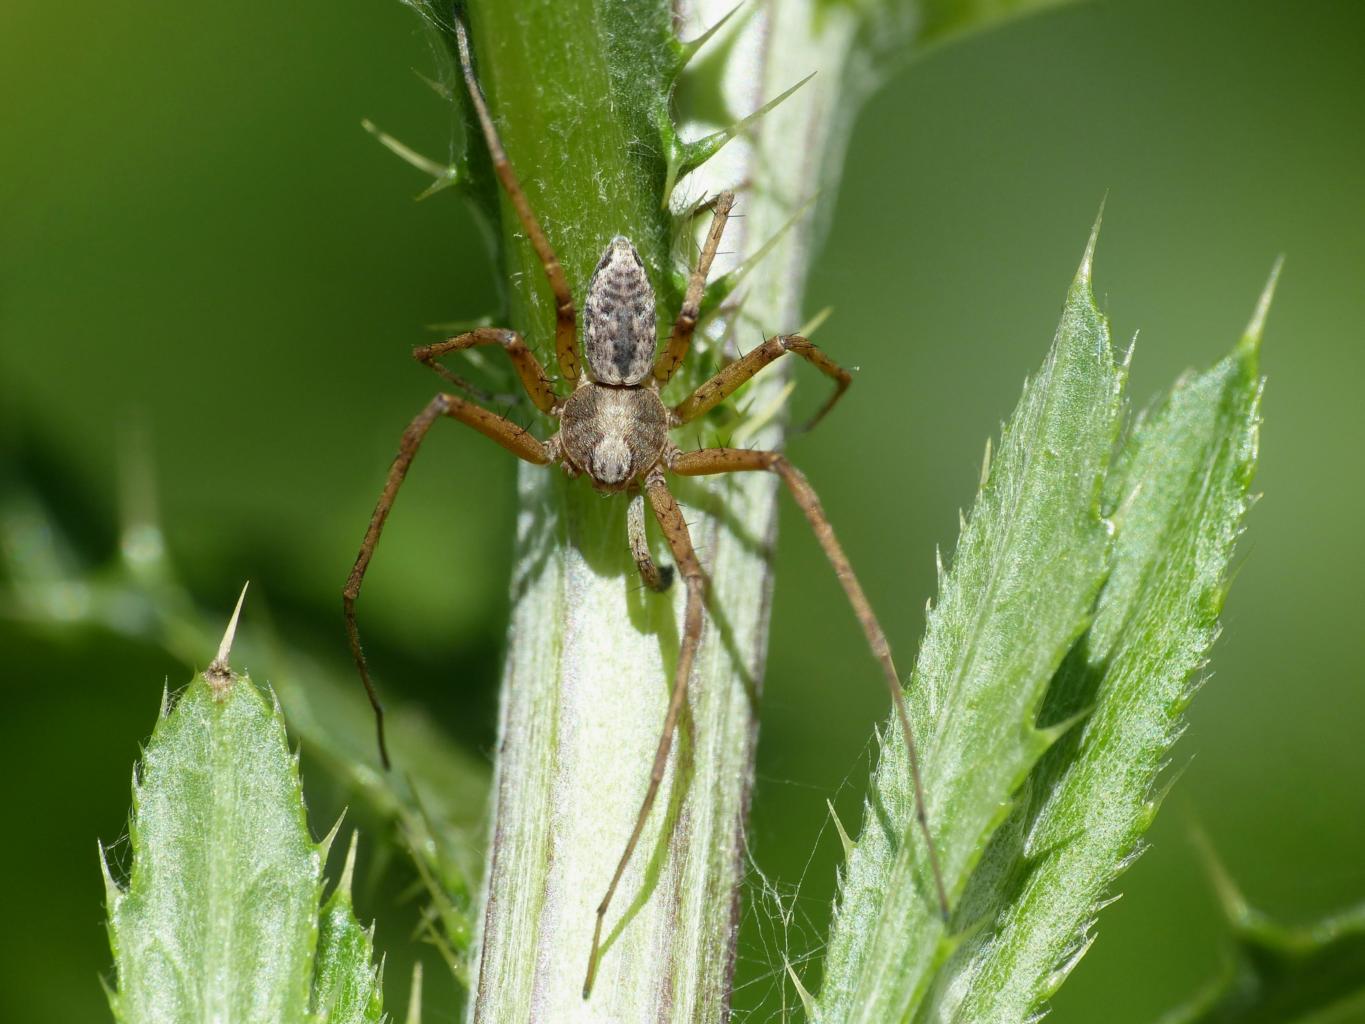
[457, 2, 883, 1019]
[450, 1, 1077, 1017]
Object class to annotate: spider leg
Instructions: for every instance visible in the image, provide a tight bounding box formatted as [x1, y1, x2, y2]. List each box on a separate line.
[414, 327, 559, 413]
[627, 490, 674, 592]
[343, 394, 551, 769]
[584, 471, 704, 998]
[670, 447, 950, 919]
[653, 191, 735, 385]
[671, 333, 851, 433]
[454, 17, 579, 383]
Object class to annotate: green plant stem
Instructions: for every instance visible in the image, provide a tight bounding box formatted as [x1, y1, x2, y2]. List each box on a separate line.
[455, 2, 907, 1019]
[440, 1, 1087, 1018]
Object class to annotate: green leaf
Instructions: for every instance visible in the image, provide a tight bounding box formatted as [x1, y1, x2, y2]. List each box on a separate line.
[816, 223, 1125, 1022]
[1158, 837, 1365, 1024]
[102, 600, 391, 1024]
[0, 467, 488, 992]
[922, 268, 1275, 1023]
[311, 833, 385, 1024]
[103, 670, 324, 1024]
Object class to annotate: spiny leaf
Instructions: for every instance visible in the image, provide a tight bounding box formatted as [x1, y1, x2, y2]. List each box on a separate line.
[310, 833, 385, 1024]
[664, 72, 816, 206]
[104, 670, 323, 1024]
[817, 222, 1125, 1023]
[1158, 833, 1365, 1024]
[925, 265, 1275, 1023]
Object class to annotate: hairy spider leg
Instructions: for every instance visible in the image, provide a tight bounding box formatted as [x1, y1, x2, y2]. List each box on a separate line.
[414, 327, 559, 413]
[584, 471, 706, 998]
[627, 490, 673, 592]
[671, 447, 950, 919]
[673, 332, 852, 433]
[455, 18, 579, 383]
[344, 393, 551, 769]
[653, 191, 736, 385]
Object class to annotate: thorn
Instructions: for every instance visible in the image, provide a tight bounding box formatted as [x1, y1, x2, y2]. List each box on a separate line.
[665, 72, 816, 204]
[979, 436, 992, 489]
[679, 2, 747, 67]
[319, 810, 347, 862]
[413, 68, 452, 101]
[826, 799, 854, 863]
[405, 962, 424, 1024]
[797, 305, 834, 339]
[1122, 329, 1140, 370]
[361, 119, 459, 194]
[98, 841, 122, 906]
[1079, 194, 1107, 286]
[785, 960, 817, 1018]
[722, 193, 819, 292]
[338, 830, 360, 900]
[207, 582, 248, 695]
[1242, 255, 1284, 353]
[1187, 820, 1250, 927]
[213, 582, 248, 668]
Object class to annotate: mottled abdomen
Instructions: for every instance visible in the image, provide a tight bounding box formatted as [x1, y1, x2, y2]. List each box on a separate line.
[558, 384, 669, 490]
[583, 236, 657, 385]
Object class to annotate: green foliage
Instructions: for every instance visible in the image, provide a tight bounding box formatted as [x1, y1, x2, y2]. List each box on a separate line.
[40, 0, 1288, 1020]
[1160, 843, 1365, 1024]
[927, 269, 1276, 1023]
[312, 836, 385, 1024]
[817, 223, 1125, 1022]
[816, 245, 1274, 1022]
[0, 478, 487, 995]
[102, 658, 385, 1024]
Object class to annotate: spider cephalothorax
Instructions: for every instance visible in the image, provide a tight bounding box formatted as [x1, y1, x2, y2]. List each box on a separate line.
[342, 15, 948, 1001]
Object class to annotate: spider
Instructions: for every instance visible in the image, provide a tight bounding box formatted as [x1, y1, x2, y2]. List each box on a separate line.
[342, 16, 948, 998]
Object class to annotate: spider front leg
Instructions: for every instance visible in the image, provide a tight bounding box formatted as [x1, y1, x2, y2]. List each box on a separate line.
[670, 447, 951, 919]
[672, 333, 852, 433]
[343, 393, 550, 769]
[653, 191, 735, 385]
[454, 18, 580, 383]
[584, 471, 704, 998]
[414, 327, 559, 413]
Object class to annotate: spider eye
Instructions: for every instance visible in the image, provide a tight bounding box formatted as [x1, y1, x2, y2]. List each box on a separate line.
[583, 237, 656, 386]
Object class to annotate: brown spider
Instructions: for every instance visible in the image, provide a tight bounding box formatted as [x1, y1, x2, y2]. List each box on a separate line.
[342, 17, 948, 998]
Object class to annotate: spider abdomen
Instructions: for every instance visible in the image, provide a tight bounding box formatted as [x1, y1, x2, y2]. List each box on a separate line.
[583, 236, 657, 385]
[558, 383, 669, 491]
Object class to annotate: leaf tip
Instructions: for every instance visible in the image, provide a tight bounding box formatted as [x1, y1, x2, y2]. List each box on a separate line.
[339, 830, 361, 901]
[1078, 196, 1106, 288]
[1241, 256, 1283, 355]
[320, 810, 347, 862]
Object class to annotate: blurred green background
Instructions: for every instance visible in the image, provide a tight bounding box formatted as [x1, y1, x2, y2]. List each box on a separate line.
[2, 0, 1362, 1021]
